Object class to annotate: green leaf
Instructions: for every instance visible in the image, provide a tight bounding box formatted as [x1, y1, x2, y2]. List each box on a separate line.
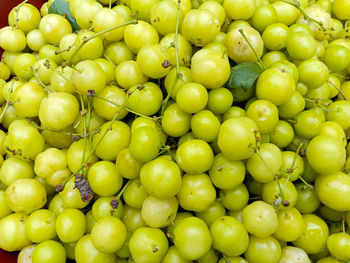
[48, 0, 80, 31]
[226, 62, 264, 92]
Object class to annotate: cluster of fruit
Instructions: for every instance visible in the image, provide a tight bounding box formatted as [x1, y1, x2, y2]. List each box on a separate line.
[1, 0, 350, 262]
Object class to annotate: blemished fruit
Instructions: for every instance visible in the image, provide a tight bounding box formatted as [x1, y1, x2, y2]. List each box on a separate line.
[0, 0, 349, 262]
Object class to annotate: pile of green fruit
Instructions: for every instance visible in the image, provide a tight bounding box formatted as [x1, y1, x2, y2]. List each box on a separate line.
[1, 0, 350, 262]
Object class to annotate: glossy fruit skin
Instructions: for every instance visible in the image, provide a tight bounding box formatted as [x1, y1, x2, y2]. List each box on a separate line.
[32, 240, 66, 263]
[174, 217, 212, 260]
[274, 208, 305, 242]
[0, 213, 31, 252]
[315, 172, 350, 211]
[181, 9, 220, 46]
[162, 245, 192, 263]
[223, 0, 256, 20]
[71, 60, 106, 95]
[93, 121, 131, 161]
[256, 68, 296, 106]
[39, 92, 80, 130]
[210, 216, 249, 257]
[218, 117, 259, 161]
[247, 99, 279, 134]
[129, 126, 161, 163]
[327, 233, 350, 261]
[298, 59, 329, 90]
[177, 173, 216, 212]
[247, 143, 282, 183]
[88, 161, 123, 196]
[176, 82, 208, 113]
[226, 26, 264, 64]
[292, 214, 329, 254]
[128, 82, 163, 116]
[129, 227, 169, 263]
[91, 216, 127, 253]
[295, 184, 320, 214]
[6, 178, 46, 214]
[327, 101, 350, 130]
[242, 201, 278, 237]
[332, 0, 350, 20]
[140, 158, 182, 198]
[75, 234, 116, 263]
[306, 135, 346, 175]
[209, 153, 245, 190]
[0, 157, 34, 187]
[195, 199, 226, 226]
[244, 235, 281, 263]
[25, 209, 57, 243]
[162, 103, 192, 137]
[136, 43, 171, 79]
[279, 246, 310, 263]
[176, 139, 214, 174]
[262, 177, 298, 210]
[191, 49, 230, 89]
[286, 31, 316, 60]
[123, 178, 148, 209]
[39, 14, 72, 45]
[56, 208, 86, 243]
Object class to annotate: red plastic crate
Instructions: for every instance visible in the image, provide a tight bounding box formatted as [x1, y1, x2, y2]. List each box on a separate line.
[0, 1, 46, 261]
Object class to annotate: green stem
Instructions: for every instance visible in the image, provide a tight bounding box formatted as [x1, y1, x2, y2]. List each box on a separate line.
[103, 54, 117, 68]
[48, 64, 72, 85]
[67, 19, 137, 64]
[13, 0, 29, 29]
[116, 180, 130, 200]
[222, 254, 231, 263]
[0, 81, 15, 122]
[342, 213, 346, 233]
[79, 95, 88, 168]
[62, 92, 130, 187]
[161, 0, 182, 116]
[298, 175, 313, 189]
[32, 68, 55, 93]
[328, 80, 348, 101]
[282, 141, 305, 189]
[239, 29, 265, 70]
[92, 94, 154, 119]
[255, 150, 286, 202]
[280, 0, 326, 31]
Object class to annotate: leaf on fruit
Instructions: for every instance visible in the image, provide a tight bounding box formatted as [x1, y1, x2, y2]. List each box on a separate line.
[226, 62, 264, 92]
[48, 0, 80, 31]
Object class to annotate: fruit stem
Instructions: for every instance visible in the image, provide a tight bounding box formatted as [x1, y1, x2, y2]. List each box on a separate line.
[298, 175, 313, 189]
[303, 97, 329, 112]
[103, 54, 117, 68]
[161, 0, 182, 116]
[66, 19, 137, 64]
[255, 149, 287, 203]
[79, 95, 88, 168]
[342, 213, 346, 233]
[31, 67, 55, 93]
[13, 0, 29, 29]
[92, 93, 154, 120]
[328, 80, 348, 101]
[238, 29, 265, 70]
[282, 141, 305, 187]
[61, 91, 130, 188]
[46, 63, 72, 85]
[109, 0, 112, 9]
[222, 254, 231, 263]
[0, 80, 15, 122]
[116, 180, 130, 200]
[280, 0, 326, 32]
